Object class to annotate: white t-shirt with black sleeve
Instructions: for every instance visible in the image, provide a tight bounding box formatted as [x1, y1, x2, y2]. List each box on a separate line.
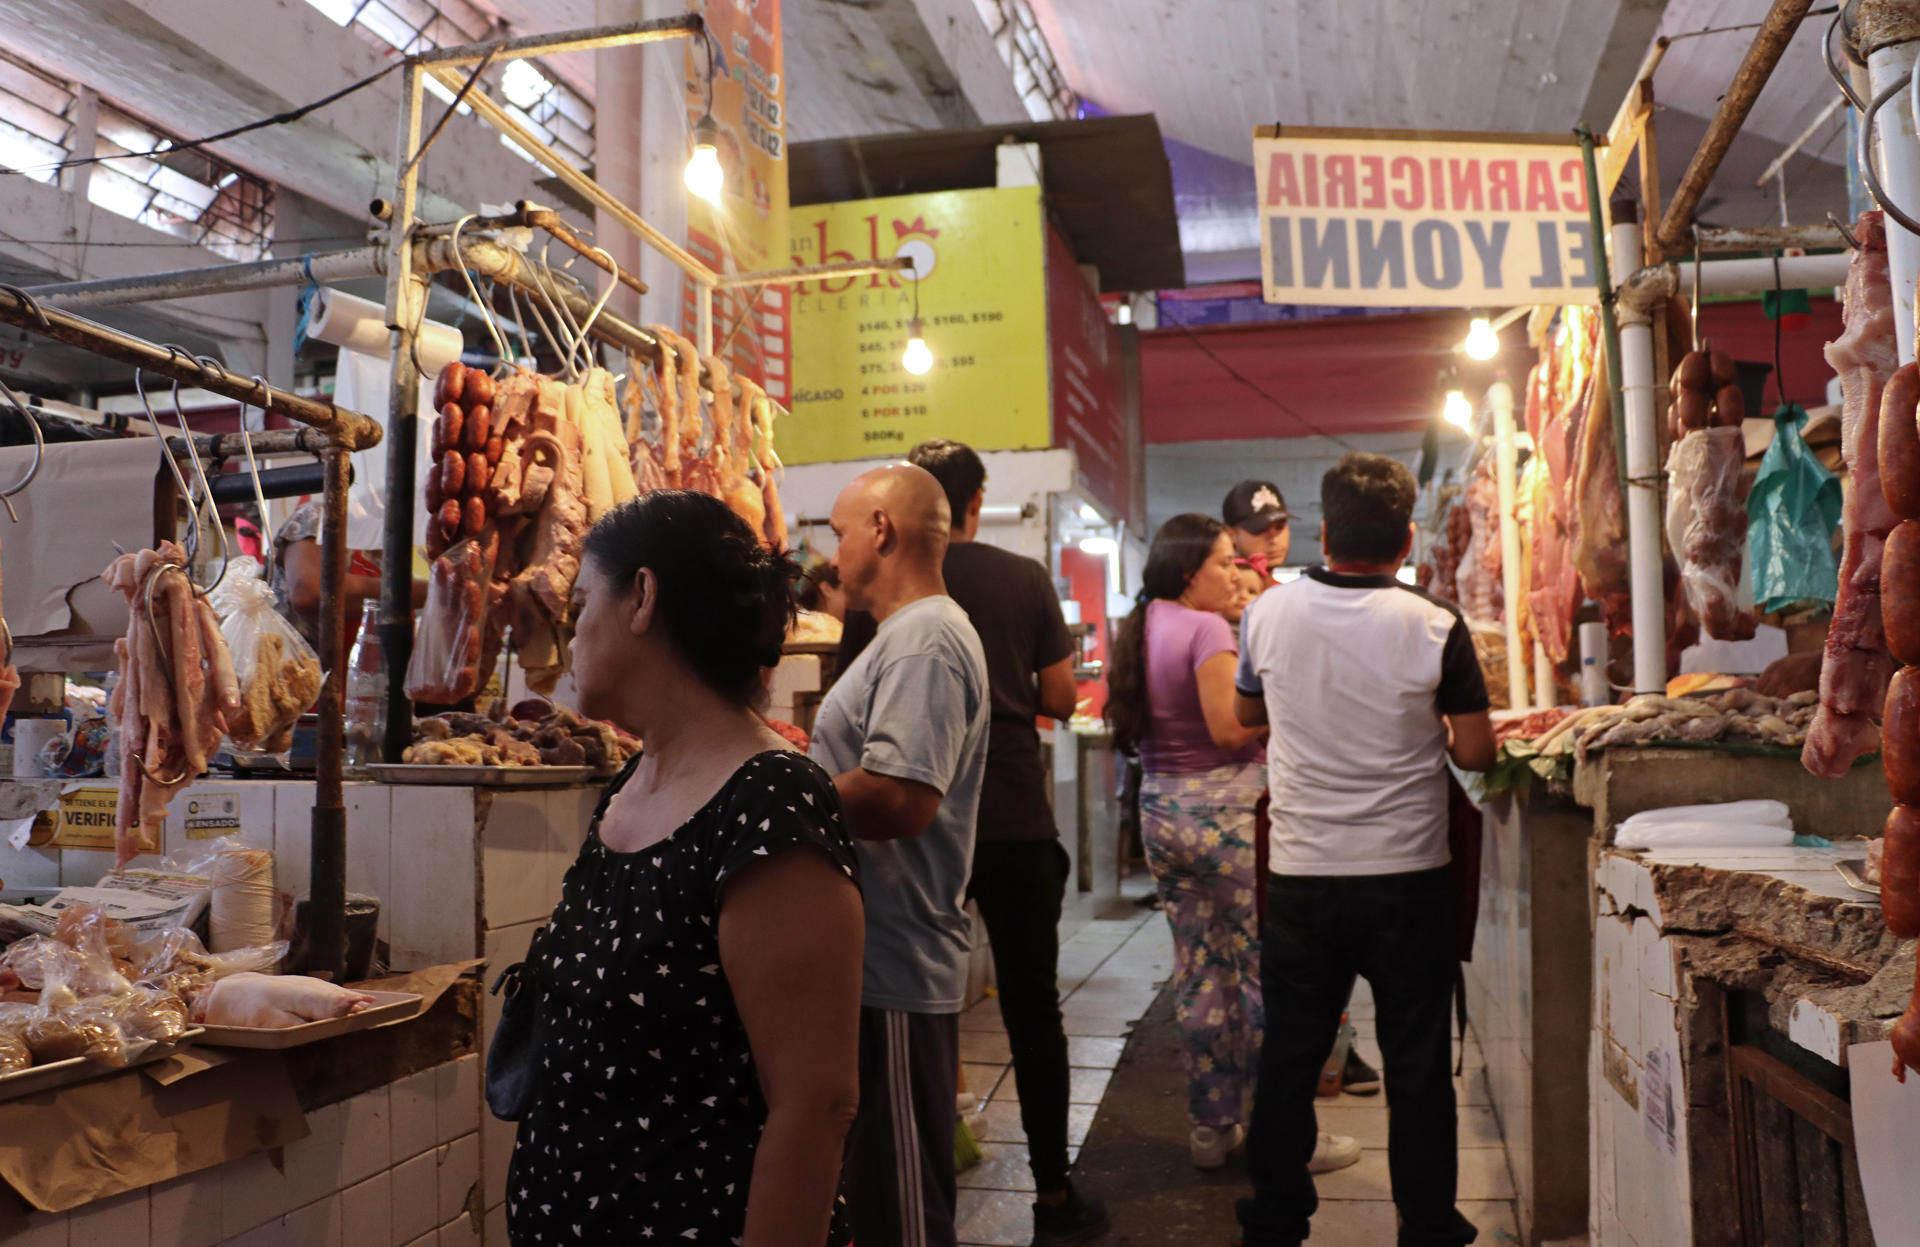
[1235, 566, 1490, 877]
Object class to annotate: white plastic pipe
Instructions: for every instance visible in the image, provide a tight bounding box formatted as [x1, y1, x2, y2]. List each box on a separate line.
[1874, 42, 1920, 363]
[1490, 381, 1529, 711]
[1535, 638, 1557, 709]
[1620, 308, 1667, 696]
[1673, 252, 1852, 297]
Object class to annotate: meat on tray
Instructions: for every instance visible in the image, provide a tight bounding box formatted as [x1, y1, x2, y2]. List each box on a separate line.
[403, 700, 639, 771]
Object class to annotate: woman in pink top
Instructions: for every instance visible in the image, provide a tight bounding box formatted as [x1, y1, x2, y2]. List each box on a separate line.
[1107, 515, 1271, 1168]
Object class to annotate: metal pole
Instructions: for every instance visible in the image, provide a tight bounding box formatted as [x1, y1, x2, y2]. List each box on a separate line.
[309, 443, 352, 978]
[713, 256, 915, 289]
[381, 61, 426, 765]
[424, 63, 716, 285]
[1654, 0, 1818, 255]
[0, 291, 381, 448]
[696, 281, 714, 356]
[417, 13, 703, 66]
[1490, 380, 1529, 711]
[1870, 40, 1920, 363]
[27, 246, 385, 309]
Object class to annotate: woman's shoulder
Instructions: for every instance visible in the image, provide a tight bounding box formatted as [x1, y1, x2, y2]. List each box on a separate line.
[706, 749, 858, 892]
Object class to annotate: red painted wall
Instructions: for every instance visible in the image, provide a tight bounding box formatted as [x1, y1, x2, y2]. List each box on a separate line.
[1059, 545, 1110, 718]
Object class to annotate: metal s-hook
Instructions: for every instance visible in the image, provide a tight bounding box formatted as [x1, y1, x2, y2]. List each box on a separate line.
[1690, 225, 1702, 354]
[1860, 74, 1920, 238]
[138, 364, 201, 564]
[241, 375, 275, 568]
[570, 246, 618, 374]
[449, 214, 513, 373]
[0, 374, 44, 523]
[1825, 10, 1867, 113]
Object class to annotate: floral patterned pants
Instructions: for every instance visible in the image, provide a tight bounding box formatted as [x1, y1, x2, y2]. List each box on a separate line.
[1140, 762, 1268, 1130]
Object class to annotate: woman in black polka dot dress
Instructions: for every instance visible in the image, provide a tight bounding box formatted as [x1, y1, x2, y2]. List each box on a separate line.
[505, 492, 862, 1247]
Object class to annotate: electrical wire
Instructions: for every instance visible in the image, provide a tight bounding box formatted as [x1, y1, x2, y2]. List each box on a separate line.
[1171, 322, 1361, 451]
[1659, 5, 1838, 45]
[0, 61, 403, 180]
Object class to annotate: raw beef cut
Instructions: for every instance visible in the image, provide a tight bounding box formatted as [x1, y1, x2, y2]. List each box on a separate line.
[1805, 210, 1900, 778]
[1666, 426, 1756, 641]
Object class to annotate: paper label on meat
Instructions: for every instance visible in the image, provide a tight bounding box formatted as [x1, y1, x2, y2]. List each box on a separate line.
[50, 786, 119, 850]
[183, 791, 240, 839]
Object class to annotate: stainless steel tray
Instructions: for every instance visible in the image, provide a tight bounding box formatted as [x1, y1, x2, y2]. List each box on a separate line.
[195, 990, 423, 1049]
[363, 764, 600, 787]
[0, 1028, 203, 1103]
[1836, 858, 1881, 897]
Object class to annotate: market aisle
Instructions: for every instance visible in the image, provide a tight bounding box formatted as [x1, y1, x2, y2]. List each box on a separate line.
[956, 891, 1525, 1246]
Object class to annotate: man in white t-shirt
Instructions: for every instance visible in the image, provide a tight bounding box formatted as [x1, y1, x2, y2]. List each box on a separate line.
[1230, 452, 1495, 1247]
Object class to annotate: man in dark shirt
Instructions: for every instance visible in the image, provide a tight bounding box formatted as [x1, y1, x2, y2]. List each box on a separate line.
[839, 440, 1107, 1245]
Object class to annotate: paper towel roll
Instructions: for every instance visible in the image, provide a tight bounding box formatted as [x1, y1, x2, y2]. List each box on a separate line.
[309, 288, 464, 377]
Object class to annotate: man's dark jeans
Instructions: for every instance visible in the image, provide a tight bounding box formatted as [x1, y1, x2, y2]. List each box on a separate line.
[968, 839, 1073, 1192]
[1237, 867, 1477, 1247]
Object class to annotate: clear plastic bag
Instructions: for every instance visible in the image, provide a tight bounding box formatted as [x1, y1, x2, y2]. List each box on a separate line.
[1665, 426, 1757, 640]
[214, 573, 323, 751]
[407, 534, 498, 704]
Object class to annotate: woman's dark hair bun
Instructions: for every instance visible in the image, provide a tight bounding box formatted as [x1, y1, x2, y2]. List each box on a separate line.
[581, 490, 798, 704]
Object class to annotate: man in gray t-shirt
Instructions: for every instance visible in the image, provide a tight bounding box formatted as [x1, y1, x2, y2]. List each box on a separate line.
[810, 464, 988, 1247]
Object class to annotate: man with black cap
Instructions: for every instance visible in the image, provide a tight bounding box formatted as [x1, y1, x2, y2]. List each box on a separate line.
[1222, 480, 1293, 580]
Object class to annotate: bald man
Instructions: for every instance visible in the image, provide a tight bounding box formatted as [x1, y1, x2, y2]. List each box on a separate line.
[810, 464, 990, 1247]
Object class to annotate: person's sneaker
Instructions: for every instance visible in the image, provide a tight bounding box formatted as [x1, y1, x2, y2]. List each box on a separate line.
[1190, 1123, 1245, 1169]
[1307, 1131, 1362, 1174]
[1031, 1181, 1111, 1247]
[1341, 1048, 1382, 1096]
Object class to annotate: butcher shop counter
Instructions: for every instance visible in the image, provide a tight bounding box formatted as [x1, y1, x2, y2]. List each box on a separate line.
[0, 770, 606, 1244]
[1586, 841, 1895, 1247]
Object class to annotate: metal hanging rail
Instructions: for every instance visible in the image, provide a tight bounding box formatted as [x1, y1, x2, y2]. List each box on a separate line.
[0, 290, 381, 450]
[0, 287, 370, 980]
[377, 14, 927, 759]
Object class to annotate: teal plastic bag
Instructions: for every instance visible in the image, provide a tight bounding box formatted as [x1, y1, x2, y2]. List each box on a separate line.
[1746, 402, 1841, 613]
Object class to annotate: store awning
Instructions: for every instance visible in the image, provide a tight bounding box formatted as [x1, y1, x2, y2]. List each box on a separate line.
[789, 114, 1185, 294]
[1141, 296, 1844, 445]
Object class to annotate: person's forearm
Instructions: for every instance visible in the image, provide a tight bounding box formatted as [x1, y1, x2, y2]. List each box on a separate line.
[832, 771, 915, 841]
[742, 1107, 854, 1247]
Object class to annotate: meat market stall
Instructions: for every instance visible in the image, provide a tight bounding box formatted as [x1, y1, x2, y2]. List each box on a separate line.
[0, 11, 915, 1242]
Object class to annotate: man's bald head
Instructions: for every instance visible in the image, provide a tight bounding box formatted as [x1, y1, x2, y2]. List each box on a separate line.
[829, 463, 952, 616]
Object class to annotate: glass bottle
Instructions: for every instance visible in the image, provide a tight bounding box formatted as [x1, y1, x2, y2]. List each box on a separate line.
[343, 601, 385, 769]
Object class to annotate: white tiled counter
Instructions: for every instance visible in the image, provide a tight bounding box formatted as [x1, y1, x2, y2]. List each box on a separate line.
[1588, 843, 1896, 1247]
[0, 774, 603, 1246]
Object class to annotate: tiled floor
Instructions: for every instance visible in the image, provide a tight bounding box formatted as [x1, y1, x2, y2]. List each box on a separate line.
[955, 884, 1524, 1246]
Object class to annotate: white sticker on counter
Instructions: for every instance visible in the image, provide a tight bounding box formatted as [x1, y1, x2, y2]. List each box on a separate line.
[184, 791, 241, 839]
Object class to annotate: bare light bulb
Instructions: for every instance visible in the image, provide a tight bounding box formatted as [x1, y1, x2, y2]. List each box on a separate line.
[1079, 536, 1118, 556]
[902, 318, 933, 375]
[1443, 389, 1474, 429]
[1464, 316, 1499, 361]
[684, 116, 723, 204]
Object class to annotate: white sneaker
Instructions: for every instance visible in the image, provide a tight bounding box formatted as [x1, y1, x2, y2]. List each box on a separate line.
[1308, 1130, 1362, 1174]
[1189, 1123, 1245, 1169]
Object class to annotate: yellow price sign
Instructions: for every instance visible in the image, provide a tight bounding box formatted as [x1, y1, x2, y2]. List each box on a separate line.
[781, 187, 1050, 465]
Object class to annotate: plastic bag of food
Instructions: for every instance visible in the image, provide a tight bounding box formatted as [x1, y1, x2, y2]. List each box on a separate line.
[123, 922, 288, 1002]
[214, 573, 323, 751]
[1666, 426, 1757, 640]
[406, 535, 498, 704]
[21, 950, 129, 1067]
[1747, 402, 1842, 614]
[0, 1003, 30, 1074]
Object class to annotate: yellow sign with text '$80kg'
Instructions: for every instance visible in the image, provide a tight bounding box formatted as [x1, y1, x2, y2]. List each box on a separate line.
[781, 187, 1049, 465]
